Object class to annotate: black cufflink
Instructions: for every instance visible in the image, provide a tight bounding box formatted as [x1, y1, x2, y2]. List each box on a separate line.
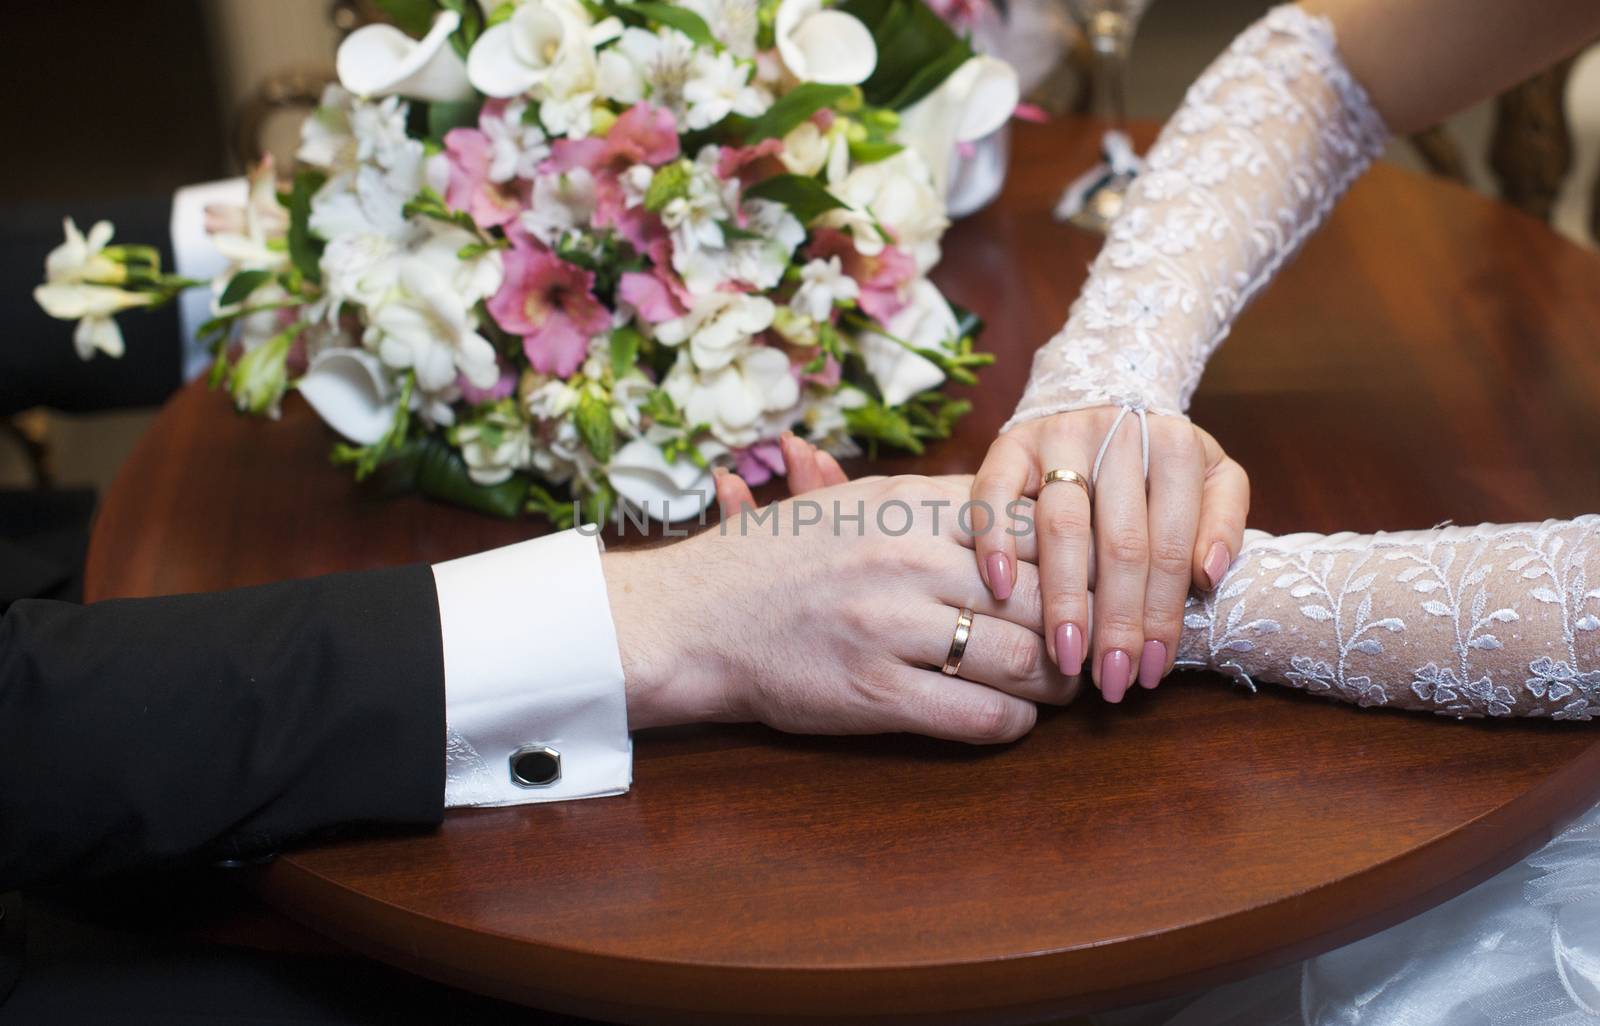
[510, 745, 561, 787]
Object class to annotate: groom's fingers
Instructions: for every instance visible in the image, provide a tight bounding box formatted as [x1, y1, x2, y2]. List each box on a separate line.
[875, 666, 1038, 744]
[816, 450, 849, 486]
[903, 606, 1080, 706]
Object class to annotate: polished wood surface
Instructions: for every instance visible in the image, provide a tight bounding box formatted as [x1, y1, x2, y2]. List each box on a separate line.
[87, 119, 1600, 1024]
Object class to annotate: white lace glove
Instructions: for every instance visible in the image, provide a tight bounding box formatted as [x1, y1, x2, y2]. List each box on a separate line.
[1182, 517, 1600, 720]
[1006, 4, 1391, 427]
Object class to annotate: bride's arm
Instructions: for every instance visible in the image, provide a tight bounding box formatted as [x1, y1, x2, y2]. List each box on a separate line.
[971, 0, 1600, 708]
[1308, 0, 1600, 134]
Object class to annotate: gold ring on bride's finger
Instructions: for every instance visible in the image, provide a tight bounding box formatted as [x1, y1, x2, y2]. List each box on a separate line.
[942, 607, 975, 676]
[1041, 468, 1092, 503]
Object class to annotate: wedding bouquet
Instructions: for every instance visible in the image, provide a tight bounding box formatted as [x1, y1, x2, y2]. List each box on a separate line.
[34, 0, 1018, 523]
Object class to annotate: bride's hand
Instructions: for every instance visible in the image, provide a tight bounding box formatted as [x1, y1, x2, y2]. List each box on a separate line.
[971, 409, 1248, 703]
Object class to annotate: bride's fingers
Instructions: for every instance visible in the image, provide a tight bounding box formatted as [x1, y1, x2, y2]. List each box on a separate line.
[816, 449, 848, 486]
[713, 467, 756, 519]
[780, 432, 825, 495]
[1192, 428, 1250, 592]
[970, 435, 1035, 601]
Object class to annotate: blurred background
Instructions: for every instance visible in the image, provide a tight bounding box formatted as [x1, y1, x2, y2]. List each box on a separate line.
[3, 0, 1599, 498]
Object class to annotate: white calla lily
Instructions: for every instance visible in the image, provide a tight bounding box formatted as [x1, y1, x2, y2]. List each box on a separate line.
[895, 55, 1019, 197]
[607, 437, 721, 523]
[468, 0, 600, 98]
[855, 279, 956, 406]
[337, 11, 474, 102]
[775, 0, 877, 85]
[296, 348, 398, 446]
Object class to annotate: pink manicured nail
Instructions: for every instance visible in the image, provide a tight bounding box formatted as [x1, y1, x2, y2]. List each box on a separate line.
[1056, 623, 1084, 677]
[1204, 542, 1232, 590]
[1100, 649, 1132, 703]
[1139, 640, 1167, 690]
[986, 553, 1013, 600]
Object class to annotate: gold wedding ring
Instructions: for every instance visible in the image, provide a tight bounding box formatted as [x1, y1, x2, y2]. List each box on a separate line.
[942, 607, 975, 676]
[1041, 467, 1092, 502]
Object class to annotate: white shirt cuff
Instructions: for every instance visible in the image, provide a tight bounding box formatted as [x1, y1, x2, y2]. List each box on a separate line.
[432, 529, 632, 807]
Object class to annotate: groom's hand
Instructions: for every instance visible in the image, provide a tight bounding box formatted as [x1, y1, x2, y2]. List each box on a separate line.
[607, 473, 1078, 745]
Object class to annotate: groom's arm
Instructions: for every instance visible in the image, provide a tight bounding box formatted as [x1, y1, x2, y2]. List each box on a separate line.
[0, 530, 630, 890]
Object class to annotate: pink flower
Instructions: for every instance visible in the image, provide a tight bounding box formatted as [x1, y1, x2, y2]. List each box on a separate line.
[607, 105, 680, 167]
[546, 136, 611, 174]
[733, 440, 786, 486]
[806, 229, 917, 321]
[593, 175, 664, 252]
[444, 128, 524, 228]
[619, 270, 687, 324]
[715, 138, 784, 186]
[796, 352, 841, 388]
[459, 365, 518, 404]
[488, 242, 611, 378]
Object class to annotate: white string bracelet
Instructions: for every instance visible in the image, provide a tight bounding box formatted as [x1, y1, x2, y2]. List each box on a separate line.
[1090, 404, 1151, 487]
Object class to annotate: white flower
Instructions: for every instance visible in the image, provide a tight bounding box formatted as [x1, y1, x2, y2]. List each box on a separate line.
[297, 348, 399, 445]
[456, 406, 535, 485]
[775, 0, 877, 85]
[409, 221, 505, 304]
[825, 150, 948, 272]
[597, 27, 698, 118]
[791, 256, 859, 321]
[482, 98, 551, 182]
[779, 119, 850, 182]
[519, 168, 598, 245]
[366, 258, 499, 392]
[724, 198, 804, 289]
[678, 0, 760, 56]
[467, 0, 598, 97]
[801, 384, 868, 456]
[895, 55, 1019, 198]
[320, 231, 405, 317]
[207, 161, 290, 273]
[35, 216, 148, 360]
[654, 291, 776, 372]
[607, 436, 719, 523]
[297, 85, 359, 171]
[663, 345, 799, 448]
[660, 149, 739, 258]
[854, 278, 957, 405]
[44, 218, 122, 286]
[619, 163, 654, 206]
[336, 10, 474, 102]
[683, 48, 769, 130]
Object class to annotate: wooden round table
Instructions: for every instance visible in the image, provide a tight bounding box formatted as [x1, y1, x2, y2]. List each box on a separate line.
[87, 120, 1600, 1024]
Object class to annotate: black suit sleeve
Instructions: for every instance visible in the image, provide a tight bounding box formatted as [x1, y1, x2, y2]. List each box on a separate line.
[0, 565, 446, 890]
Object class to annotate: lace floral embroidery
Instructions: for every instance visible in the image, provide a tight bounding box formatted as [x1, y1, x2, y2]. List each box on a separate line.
[1005, 5, 1391, 430]
[1176, 517, 1600, 720]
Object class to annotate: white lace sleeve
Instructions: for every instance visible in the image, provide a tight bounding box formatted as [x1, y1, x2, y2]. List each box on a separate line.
[1177, 516, 1600, 720]
[1005, 5, 1391, 429]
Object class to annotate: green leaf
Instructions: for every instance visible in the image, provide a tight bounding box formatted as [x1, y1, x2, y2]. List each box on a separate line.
[219, 269, 272, 308]
[613, 1, 716, 47]
[729, 82, 854, 143]
[847, 139, 903, 164]
[839, 0, 974, 110]
[644, 160, 693, 212]
[286, 169, 327, 284]
[426, 97, 483, 143]
[374, 0, 437, 36]
[439, 0, 486, 58]
[846, 399, 923, 457]
[744, 173, 847, 226]
[412, 433, 531, 519]
[609, 325, 643, 380]
[580, 479, 617, 527]
[575, 391, 616, 464]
